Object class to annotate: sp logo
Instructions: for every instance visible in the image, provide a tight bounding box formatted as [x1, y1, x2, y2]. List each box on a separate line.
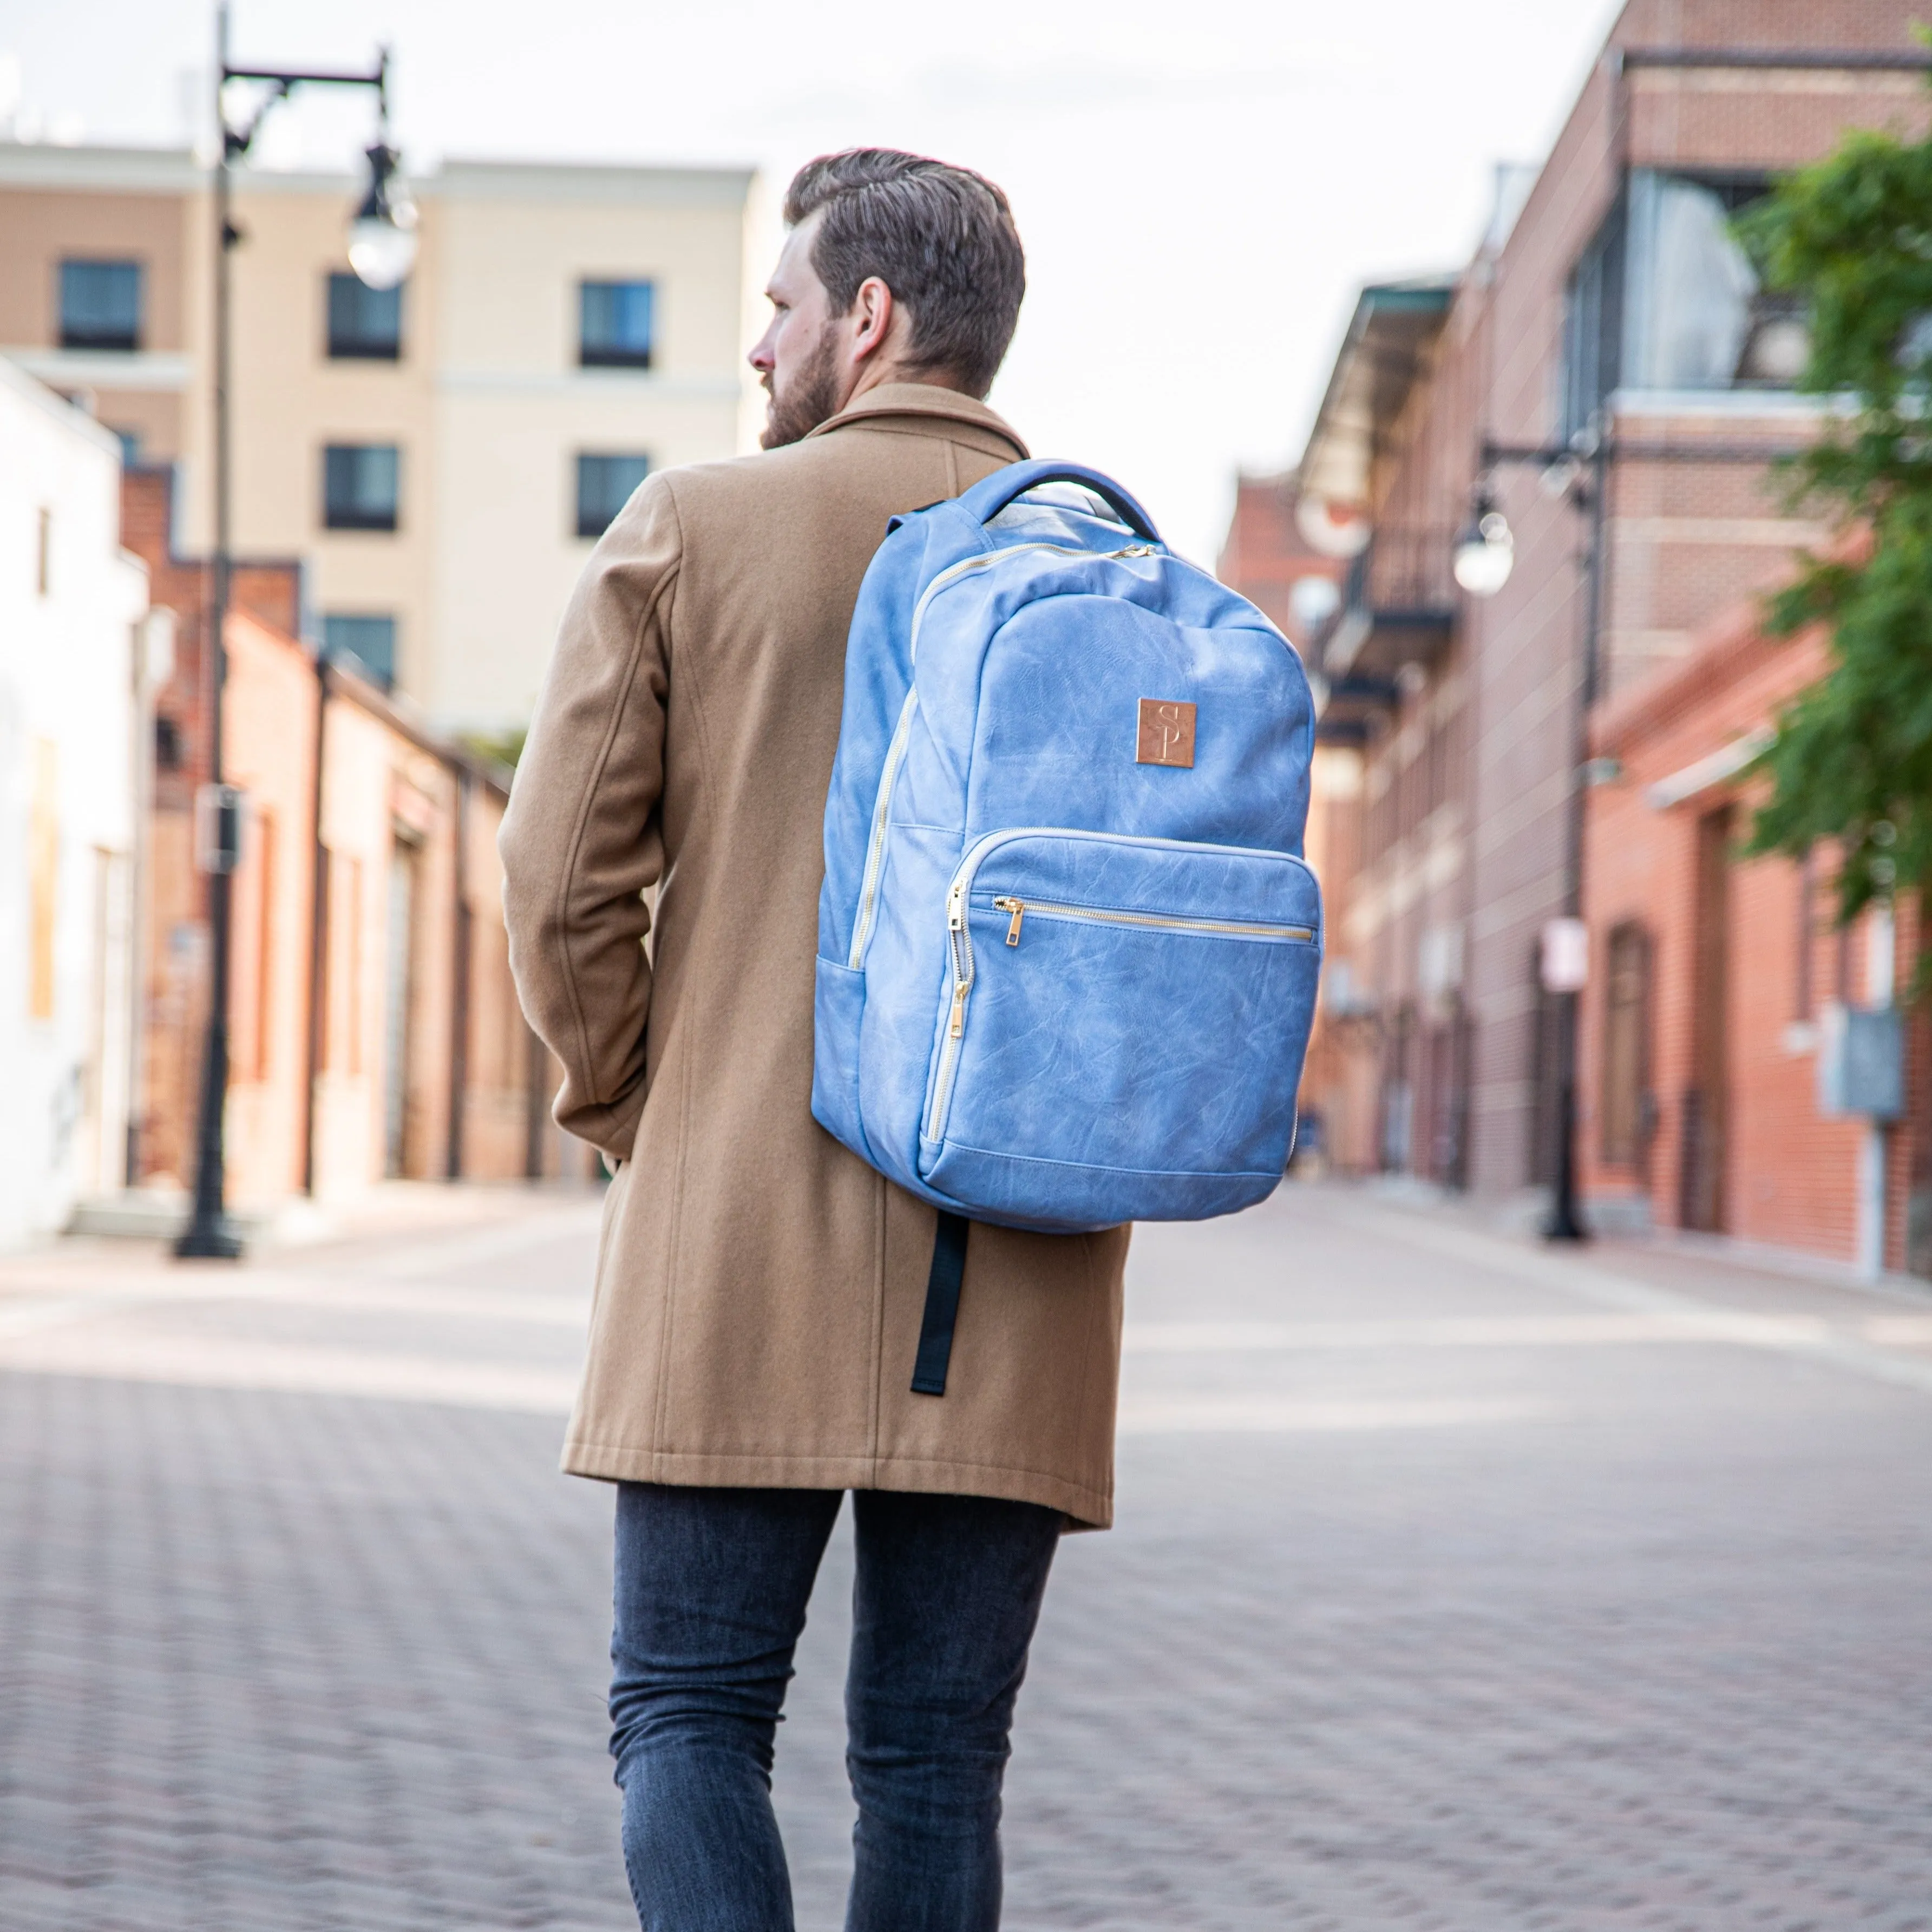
[1136, 698, 1197, 769]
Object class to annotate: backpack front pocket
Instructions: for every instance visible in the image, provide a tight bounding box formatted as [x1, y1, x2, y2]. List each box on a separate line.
[917, 830, 1321, 1227]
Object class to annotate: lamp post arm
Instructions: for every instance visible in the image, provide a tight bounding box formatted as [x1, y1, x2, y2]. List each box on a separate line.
[220, 55, 390, 160]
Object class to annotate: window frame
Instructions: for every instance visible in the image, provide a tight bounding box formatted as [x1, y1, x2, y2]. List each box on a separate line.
[578, 279, 656, 370]
[1564, 167, 1803, 420]
[58, 257, 144, 353]
[574, 451, 653, 540]
[322, 443, 402, 534]
[325, 272, 404, 362]
[321, 613, 399, 687]
[1560, 191, 1627, 443]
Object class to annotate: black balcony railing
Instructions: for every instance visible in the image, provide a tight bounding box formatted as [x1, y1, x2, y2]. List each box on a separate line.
[1358, 523, 1458, 621]
[1320, 522, 1458, 682]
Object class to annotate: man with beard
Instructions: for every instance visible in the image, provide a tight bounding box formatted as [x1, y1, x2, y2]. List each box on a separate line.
[500, 149, 1128, 1932]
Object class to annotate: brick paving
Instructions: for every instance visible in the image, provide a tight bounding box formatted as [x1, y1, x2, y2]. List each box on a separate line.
[3, 1183, 1931, 1930]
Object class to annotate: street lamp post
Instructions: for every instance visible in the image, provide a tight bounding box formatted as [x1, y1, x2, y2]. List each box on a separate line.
[1452, 431, 1606, 1246]
[176, 5, 415, 1259]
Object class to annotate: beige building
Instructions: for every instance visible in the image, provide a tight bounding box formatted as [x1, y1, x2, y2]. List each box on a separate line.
[0, 143, 754, 731]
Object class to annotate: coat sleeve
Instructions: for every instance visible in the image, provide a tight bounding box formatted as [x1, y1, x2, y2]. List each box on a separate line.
[499, 475, 679, 1160]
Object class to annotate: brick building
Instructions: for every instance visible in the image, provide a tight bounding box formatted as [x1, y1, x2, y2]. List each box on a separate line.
[1281, 0, 1930, 1214]
[1215, 471, 1367, 1168]
[1578, 591, 1928, 1274]
[120, 464, 568, 1217]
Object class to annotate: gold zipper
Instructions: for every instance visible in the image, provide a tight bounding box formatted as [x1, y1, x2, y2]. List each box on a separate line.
[985, 898, 1314, 946]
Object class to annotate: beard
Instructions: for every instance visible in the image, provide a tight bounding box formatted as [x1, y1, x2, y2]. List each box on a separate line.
[760, 322, 846, 449]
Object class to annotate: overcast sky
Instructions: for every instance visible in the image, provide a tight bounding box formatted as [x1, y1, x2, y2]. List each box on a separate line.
[3, 0, 1625, 561]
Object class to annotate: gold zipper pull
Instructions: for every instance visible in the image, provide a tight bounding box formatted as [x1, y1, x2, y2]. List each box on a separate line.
[949, 981, 968, 1037]
[993, 896, 1025, 945]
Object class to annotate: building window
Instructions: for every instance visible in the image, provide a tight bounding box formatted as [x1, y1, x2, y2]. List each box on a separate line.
[326, 272, 403, 359]
[575, 453, 651, 539]
[579, 280, 654, 368]
[1561, 194, 1626, 441]
[1562, 172, 1806, 437]
[59, 259, 143, 351]
[1600, 921, 1653, 1169]
[1626, 173, 1806, 391]
[155, 716, 184, 770]
[323, 613, 397, 687]
[322, 444, 400, 532]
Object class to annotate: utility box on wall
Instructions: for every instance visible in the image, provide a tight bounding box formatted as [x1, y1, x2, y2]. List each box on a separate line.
[1817, 1004, 1904, 1121]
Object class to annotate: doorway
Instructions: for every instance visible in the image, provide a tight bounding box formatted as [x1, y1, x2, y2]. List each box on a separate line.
[1679, 807, 1731, 1232]
[383, 835, 420, 1179]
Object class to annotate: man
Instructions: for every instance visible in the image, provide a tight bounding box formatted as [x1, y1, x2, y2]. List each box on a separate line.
[500, 149, 1128, 1932]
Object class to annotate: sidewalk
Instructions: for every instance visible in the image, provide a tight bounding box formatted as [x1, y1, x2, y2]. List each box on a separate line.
[3, 1178, 1930, 1929]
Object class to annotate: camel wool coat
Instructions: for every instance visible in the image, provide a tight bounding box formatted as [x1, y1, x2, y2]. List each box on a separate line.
[500, 383, 1129, 1529]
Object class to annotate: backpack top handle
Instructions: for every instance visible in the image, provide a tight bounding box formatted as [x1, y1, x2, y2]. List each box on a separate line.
[956, 460, 1164, 547]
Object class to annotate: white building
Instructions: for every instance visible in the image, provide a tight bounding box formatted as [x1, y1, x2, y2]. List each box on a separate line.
[0, 361, 152, 1245]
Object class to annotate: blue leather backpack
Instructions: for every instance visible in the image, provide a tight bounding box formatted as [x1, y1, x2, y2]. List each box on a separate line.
[812, 460, 1322, 1390]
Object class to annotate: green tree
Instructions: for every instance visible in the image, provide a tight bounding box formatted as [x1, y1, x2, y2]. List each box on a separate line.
[461, 725, 526, 774]
[1738, 99, 1932, 928]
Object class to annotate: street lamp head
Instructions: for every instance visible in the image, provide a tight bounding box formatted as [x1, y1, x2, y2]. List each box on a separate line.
[1452, 506, 1515, 598]
[348, 143, 417, 291]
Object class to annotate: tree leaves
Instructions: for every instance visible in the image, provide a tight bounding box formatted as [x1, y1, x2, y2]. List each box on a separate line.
[1737, 95, 1932, 930]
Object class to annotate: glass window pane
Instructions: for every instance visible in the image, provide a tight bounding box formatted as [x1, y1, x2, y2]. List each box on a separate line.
[323, 444, 401, 531]
[1561, 193, 1625, 441]
[60, 259, 143, 350]
[327, 273, 403, 359]
[575, 453, 651, 538]
[1625, 173, 1778, 393]
[579, 280, 654, 367]
[323, 614, 397, 687]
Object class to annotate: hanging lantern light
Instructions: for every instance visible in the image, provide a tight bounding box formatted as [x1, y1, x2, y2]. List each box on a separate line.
[348, 142, 418, 291]
[1452, 492, 1515, 598]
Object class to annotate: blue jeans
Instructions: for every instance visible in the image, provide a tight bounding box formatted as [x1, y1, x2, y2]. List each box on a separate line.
[609, 1483, 1062, 1932]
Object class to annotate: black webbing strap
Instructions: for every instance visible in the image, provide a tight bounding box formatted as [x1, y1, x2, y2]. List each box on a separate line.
[911, 1210, 971, 1396]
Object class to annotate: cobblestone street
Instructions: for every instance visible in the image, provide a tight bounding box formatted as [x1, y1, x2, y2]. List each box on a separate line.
[4, 1182, 1931, 1931]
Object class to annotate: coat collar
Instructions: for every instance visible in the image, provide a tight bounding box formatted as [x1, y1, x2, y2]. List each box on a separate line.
[803, 381, 1028, 457]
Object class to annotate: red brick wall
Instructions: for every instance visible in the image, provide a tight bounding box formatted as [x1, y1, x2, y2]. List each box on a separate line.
[117, 466, 552, 1202]
[1580, 602, 1922, 1269]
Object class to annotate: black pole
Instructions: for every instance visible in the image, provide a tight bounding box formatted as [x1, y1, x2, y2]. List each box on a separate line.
[178, 2, 242, 1259]
[1541, 433, 1609, 1245]
[175, 10, 393, 1255]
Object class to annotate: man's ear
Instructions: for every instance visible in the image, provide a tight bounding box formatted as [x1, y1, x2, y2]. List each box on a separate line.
[848, 274, 895, 364]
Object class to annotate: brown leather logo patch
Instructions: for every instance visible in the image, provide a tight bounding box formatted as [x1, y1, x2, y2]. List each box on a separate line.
[1136, 698, 1196, 768]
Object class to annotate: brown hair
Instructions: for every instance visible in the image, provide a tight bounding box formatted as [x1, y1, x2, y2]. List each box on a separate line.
[782, 148, 1025, 398]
